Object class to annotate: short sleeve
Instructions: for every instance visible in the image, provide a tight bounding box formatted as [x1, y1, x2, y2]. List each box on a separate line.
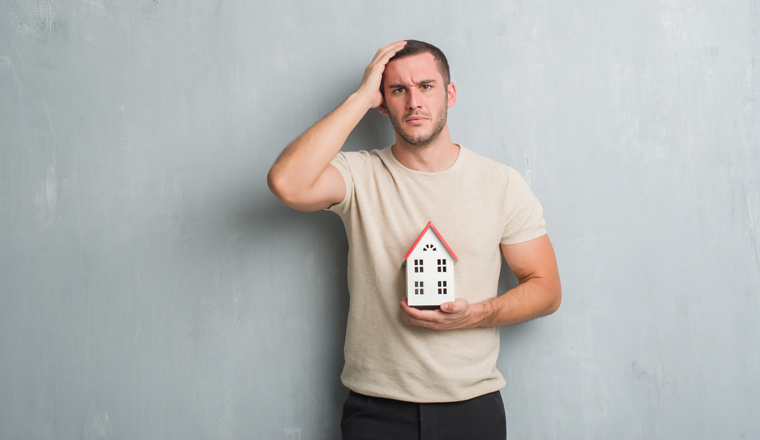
[325, 151, 369, 217]
[501, 168, 547, 244]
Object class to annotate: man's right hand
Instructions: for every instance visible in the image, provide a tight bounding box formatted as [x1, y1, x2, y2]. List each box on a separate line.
[356, 40, 408, 109]
[268, 41, 408, 212]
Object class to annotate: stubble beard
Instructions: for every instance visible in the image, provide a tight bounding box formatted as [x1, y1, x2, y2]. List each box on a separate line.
[388, 105, 448, 148]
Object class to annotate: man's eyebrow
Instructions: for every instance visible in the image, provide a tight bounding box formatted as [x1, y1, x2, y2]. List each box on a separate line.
[387, 79, 438, 89]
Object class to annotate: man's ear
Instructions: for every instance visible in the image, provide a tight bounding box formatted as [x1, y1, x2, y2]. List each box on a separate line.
[447, 83, 457, 109]
[378, 99, 389, 115]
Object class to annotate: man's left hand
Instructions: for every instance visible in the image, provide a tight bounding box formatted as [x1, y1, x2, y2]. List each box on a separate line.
[400, 297, 480, 330]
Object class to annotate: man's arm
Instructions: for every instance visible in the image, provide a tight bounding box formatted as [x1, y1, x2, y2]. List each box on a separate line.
[400, 234, 561, 330]
[267, 40, 407, 212]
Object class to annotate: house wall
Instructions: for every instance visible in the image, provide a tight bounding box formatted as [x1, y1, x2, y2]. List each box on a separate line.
[405, 228, 455, 306]
[1, 0, 759, 438]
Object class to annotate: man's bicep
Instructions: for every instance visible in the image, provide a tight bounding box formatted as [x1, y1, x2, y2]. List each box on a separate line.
[500, 234, 559, 285]
[300, 164, 346, 212]
[277, 164, 346, 212]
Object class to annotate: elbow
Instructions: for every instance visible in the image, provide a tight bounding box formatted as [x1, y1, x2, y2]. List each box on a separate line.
[545, 284, 562, 315]
[267, 168, 294, 204]
[267, 168, 314, 211]
[267, 168, 283, 198]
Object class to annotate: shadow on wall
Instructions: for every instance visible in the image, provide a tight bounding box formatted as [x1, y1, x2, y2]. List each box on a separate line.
[238, 197, 351, 424]
[172, 171, 351, 433]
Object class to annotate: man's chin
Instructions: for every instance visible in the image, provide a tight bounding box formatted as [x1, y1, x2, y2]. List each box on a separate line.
[390, 114, 447, 148]
[399, 133, 438, 148]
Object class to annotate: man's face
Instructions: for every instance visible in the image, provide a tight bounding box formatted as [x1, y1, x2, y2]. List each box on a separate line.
[380, 53, 456, 148]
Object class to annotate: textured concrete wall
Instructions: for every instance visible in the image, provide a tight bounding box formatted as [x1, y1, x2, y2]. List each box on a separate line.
[1, 0, 758, 438]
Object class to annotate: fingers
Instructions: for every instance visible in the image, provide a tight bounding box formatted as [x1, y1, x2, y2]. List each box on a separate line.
[441, 298, 468, 313]
[400, 297, 472, 330]
[400, 300, 450, 328]
[370, 40, 407, 65]
[400, 299, 435, 321]
[440, 301, 456, 312]
[401, 305, 443, 329]
[364, 41, 406, 79]
[357, 41, 406, 108]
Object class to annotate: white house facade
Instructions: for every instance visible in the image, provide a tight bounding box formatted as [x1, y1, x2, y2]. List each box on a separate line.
[403, 222, 458, 307]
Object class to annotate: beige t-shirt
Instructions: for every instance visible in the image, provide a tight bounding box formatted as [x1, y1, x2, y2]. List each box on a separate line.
[328, 145, 546, 403]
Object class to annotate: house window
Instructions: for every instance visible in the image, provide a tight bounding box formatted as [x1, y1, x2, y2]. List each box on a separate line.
[415, 281, 424, 295]
[438, 281, 447, 295]
[414, 259, 423, 273]
[423, 244, 436, 251]
[437, 259, 447, 272]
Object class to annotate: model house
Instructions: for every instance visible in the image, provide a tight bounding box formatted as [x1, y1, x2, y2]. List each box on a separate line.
[403, 222, 458, 307]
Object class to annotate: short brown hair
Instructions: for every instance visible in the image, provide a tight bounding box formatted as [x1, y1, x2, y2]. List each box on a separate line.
[382, 40, 451, 92]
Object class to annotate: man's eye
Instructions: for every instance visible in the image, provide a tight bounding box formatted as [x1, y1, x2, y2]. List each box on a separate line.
[394, 88, 405, 94]
[422, 85, 431, 90]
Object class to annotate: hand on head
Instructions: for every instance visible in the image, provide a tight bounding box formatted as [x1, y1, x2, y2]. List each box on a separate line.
[356, 41, 407, 109]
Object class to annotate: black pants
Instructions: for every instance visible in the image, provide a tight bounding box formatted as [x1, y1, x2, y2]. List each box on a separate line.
[341, 390, 507, 440]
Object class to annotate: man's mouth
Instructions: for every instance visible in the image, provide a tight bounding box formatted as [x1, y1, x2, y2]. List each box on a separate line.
[406, 115, 428, 123]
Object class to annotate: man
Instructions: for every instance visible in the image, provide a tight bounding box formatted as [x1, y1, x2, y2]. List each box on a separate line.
[267, 40, 561, 440]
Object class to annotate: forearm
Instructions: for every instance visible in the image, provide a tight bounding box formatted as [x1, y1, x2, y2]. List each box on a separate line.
[471, 277, 561, 328]
[267, 92, 371, 198]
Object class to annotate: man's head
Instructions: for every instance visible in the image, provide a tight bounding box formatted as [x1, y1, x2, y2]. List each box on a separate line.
[380, 40, 450, 92]
[379, 40, 456, 148]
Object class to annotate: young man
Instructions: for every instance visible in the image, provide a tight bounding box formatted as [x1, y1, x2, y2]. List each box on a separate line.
[268, 40, 561, 440]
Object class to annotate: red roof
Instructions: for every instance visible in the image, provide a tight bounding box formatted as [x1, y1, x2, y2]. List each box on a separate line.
[402, 222, 459, 264]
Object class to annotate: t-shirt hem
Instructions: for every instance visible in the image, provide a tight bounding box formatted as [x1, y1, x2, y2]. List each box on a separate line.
[343, 378, 507, 404]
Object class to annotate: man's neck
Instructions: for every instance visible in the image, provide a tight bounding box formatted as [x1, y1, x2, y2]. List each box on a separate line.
[391, 126, 460, 173]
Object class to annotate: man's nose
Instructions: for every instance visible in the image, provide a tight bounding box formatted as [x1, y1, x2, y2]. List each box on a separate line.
[406, 88, 422, 109]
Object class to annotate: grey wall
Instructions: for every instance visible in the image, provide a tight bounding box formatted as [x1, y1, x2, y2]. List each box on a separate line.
[1, 0, 758, 438]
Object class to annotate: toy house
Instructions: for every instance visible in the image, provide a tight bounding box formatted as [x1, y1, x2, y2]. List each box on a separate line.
[403, 222, 458, 307]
